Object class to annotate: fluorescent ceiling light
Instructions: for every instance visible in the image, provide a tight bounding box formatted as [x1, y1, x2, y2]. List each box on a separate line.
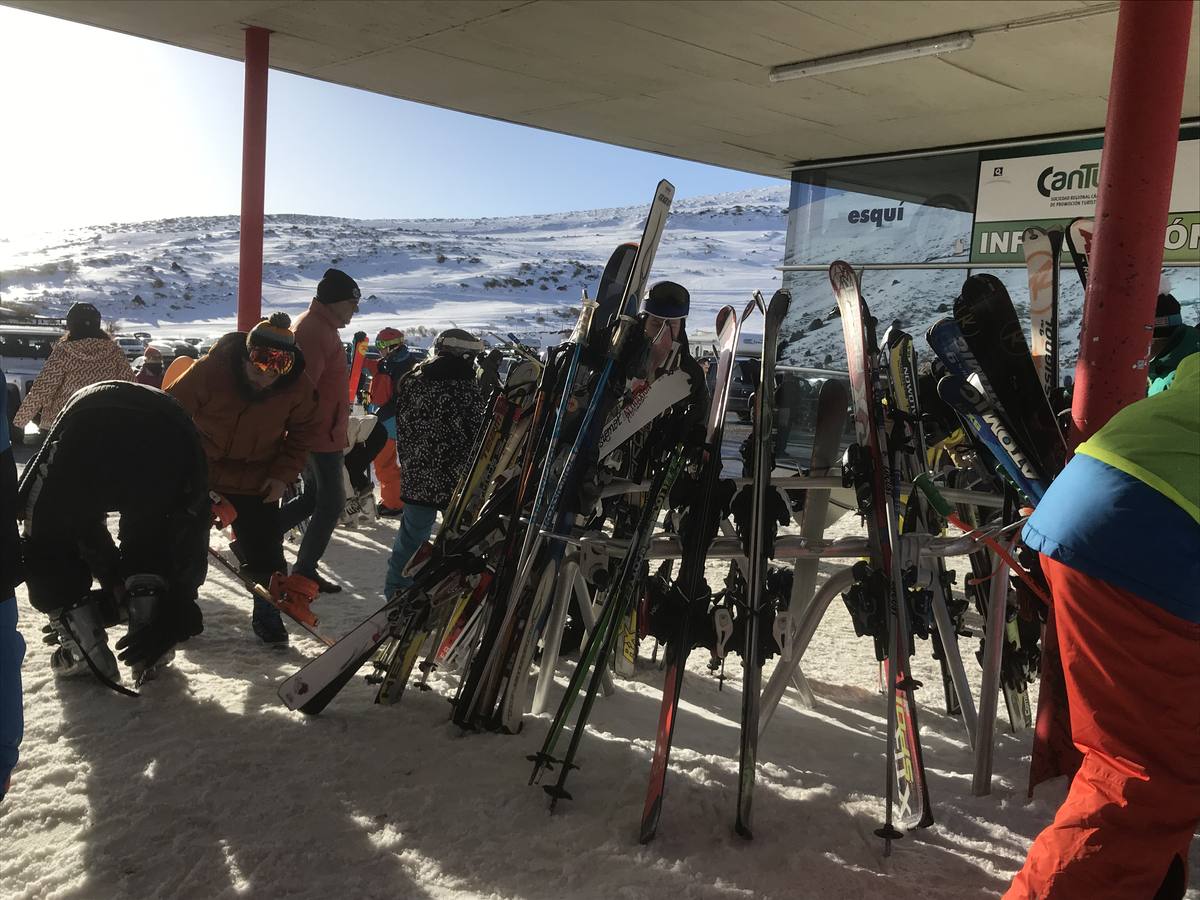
[769, 32, 974, 83]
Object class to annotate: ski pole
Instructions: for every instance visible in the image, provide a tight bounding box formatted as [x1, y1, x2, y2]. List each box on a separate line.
[911, 473, 1050, 607]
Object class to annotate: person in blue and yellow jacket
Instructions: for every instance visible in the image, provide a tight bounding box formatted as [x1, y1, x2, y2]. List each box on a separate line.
[1006, 351, 1200, 900]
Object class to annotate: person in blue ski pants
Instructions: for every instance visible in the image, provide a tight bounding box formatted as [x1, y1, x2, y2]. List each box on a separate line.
[383, 329, 485, 597]
[1, 365, 27, 802]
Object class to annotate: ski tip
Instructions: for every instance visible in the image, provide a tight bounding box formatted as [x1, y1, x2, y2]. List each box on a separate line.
[734, 820, 754, 841]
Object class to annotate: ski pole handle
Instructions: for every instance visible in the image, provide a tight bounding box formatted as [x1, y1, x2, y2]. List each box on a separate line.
[911, 474, 1051, 606]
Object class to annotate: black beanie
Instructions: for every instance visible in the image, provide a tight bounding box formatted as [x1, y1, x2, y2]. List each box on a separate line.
[642, 281, 690, 319]
[316, 268, 361, 304]
[66, 302, 101, 332]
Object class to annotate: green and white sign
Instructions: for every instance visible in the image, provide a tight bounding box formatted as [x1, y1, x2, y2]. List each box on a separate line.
[972, 137, 1200, 263]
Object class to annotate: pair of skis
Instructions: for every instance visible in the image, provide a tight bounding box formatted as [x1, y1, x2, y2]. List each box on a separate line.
[881, 327, 976, 739]
[832, 262, 933, 853]
[639, 295, 755, 842]
[1021, 217, 1092, 400]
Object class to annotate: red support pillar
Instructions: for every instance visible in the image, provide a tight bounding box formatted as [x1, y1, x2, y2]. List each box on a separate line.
[1031, 0, 1194, 798]
[237, 26, 271, 332]
[1070, 0, 1193, 445]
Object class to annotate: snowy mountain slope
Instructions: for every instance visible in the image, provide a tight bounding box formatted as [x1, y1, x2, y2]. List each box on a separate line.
[2, 185, 1194, 372]
[0, 188, 791, 352]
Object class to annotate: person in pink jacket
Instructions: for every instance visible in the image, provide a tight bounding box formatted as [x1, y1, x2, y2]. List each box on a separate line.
[278, 268, 360, 592]
[12, 303, 133, 433]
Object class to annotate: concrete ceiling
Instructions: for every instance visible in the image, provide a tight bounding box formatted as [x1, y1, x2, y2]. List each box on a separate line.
[6, 1, 1200, 177]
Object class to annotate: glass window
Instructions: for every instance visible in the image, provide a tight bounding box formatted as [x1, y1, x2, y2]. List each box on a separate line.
[781, 152, 978, 373]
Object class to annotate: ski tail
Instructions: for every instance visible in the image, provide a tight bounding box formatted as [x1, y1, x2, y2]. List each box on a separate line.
[612, 180, 675, 328]
[1065, 217, 1094, 289]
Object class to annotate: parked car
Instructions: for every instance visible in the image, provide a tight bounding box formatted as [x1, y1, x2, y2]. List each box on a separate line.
[114, 334, 147, 360]
[702, 354, 755, 422]
[146, 339, 199, 362]
[0, 317, 64, 445]
[196, 335, 222, 356]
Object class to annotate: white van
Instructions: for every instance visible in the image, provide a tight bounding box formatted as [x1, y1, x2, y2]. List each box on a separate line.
[114, 334, 147, 360]
[0, 318, 65, 445]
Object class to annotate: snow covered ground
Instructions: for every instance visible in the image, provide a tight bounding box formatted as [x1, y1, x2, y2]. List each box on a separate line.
[5, 496, 1194, 899]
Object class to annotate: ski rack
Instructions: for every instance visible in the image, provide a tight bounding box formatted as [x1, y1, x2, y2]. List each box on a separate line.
[512, 469, 1009, 791]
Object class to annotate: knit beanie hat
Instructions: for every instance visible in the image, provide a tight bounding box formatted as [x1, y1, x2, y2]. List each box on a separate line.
[316, 268, 361, 304]
[246, 312, 296, 351]
[641, 281, 690, 319]
[66, 302, 102, 332]
[1154, 292, 1183, 336]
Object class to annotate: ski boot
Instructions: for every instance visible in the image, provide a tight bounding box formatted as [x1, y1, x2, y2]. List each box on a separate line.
[354, 487, 377, 526]
[125, 574, 174, 683]
[47, 598, 120, 683]
[252, 595, 288, 646]
[268, 573, 320, 628]
[340, 491, 364, 527]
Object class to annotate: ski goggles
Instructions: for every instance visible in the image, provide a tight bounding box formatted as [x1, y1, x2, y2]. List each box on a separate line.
[377, 338, 406, 354]
[643, 314, 684, 340]
[248, 346, 295, 375]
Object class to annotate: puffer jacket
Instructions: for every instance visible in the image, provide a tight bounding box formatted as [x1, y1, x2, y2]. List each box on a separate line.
[13, 337, 133, 430]
[369, 345, 418, 424]
[394, 355, 486, 509]
[293, 300, 349, 452]
[167, 333, 320, 497]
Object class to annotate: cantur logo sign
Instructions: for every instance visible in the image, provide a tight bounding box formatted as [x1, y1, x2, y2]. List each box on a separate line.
[1036, 162, 1100, 199]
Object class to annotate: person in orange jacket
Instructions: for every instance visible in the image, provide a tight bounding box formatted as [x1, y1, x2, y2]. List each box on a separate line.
[169, 314, 322, 644]
[367, 327, 417, 515]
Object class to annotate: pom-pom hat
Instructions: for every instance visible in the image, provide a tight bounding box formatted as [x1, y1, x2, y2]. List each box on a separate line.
[247, 312, 297, 352]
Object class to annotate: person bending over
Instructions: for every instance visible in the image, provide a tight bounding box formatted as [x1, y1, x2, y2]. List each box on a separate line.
[16, 382, 210, 684]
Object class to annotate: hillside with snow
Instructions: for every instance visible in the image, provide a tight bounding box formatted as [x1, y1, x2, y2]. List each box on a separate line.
[6, 185, 1191, 371]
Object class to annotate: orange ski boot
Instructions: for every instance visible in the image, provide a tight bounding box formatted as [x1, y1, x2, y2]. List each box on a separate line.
[268, 573, 321, 628]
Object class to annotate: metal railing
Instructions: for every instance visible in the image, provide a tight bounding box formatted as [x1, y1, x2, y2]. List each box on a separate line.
[778, 259, 1198, 272]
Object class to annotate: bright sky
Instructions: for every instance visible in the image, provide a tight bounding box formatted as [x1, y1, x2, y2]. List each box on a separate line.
[0, 6, 782, 238]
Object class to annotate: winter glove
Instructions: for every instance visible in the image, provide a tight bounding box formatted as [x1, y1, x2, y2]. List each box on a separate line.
[115, 598, 203, 670]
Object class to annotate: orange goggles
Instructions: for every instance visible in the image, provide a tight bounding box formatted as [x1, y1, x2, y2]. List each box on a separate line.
[249, 346, 295, 375]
